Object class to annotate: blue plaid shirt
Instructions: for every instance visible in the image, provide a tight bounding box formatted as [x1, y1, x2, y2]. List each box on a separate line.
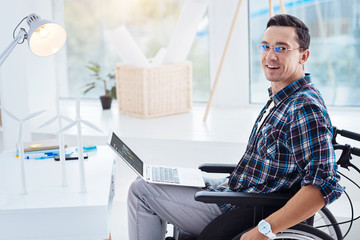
[206, 74, 344, 212]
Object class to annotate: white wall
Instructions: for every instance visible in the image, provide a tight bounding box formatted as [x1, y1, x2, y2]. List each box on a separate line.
[208, 0, 250, 107]
[0, 0, 60, 149]
[0, 0, 32, 150]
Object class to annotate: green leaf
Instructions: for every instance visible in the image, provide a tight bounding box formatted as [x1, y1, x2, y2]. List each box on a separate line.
[84, 82, 96, 87]
[83, 86, 96, 94]
[86, 65, 100, 73]
[111, 86, 117, 99]
[107, 73, 115, 79]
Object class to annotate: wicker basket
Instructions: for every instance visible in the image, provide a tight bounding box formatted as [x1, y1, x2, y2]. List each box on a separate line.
[115, 62, 192, 118]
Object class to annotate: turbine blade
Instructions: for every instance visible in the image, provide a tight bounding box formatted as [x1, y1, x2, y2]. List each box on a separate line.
[1, 108, 20, 121]
[38, 116, 58, 128]
[81, 120, 102, 133]
[23, 110, 46, 121]
[61, 115, 73, 123]
[58, 121, 77, 134]
[18, 122, 23, 145]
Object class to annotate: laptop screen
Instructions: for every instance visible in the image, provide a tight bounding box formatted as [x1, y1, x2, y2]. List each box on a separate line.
[109, 132, 144, 176]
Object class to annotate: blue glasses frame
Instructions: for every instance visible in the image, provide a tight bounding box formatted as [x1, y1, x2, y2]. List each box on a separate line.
[258, 44, 300, 54]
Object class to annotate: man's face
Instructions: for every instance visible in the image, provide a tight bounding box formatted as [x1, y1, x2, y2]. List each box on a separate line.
[261, 26, 309, 89]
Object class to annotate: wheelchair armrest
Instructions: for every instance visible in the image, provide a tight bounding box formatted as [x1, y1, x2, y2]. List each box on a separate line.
[198, 163, 237, 173]
[195, 191, 292, 208]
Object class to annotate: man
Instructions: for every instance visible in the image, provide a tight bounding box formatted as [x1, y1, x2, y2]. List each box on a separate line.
[127, 14, 343, 240]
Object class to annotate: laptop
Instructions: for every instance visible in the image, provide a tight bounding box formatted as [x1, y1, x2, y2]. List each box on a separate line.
[107, 132, 205, 187]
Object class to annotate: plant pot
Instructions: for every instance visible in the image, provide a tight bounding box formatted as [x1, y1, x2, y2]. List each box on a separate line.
[100, 95, 112, 110]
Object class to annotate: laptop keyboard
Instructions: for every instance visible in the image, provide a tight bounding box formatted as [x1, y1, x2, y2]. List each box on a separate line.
[152, 167, 180, 184]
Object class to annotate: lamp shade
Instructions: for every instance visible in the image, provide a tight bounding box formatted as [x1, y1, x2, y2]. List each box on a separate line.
[26, 13, 66, 56]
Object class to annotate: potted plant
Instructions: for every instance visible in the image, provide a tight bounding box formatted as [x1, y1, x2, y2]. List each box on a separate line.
[83, 61, 117, 109]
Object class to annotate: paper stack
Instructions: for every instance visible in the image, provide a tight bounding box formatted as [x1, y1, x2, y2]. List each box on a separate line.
[108, 0, 209, 67]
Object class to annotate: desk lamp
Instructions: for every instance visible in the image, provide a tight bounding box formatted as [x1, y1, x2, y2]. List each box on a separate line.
[0, 13, 66, 194]
[0, 13, 66, 65]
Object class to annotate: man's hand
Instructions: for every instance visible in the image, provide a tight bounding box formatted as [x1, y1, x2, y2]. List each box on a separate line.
[240, 227, 267, 240]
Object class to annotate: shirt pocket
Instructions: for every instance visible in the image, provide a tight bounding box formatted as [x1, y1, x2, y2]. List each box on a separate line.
[257, 123, 279, 160]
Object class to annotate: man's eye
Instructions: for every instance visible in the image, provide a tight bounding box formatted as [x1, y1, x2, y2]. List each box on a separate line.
[262, 45, 270, 50]
[275, 46, 287, 52]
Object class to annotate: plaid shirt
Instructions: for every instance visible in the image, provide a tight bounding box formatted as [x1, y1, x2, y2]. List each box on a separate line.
[206, 74, 344, 212]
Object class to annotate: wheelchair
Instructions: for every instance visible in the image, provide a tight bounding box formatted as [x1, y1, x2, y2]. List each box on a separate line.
[167, 127, 360, 240]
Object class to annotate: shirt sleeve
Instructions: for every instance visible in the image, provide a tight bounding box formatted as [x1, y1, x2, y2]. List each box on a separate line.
[288, 102, 344, 205]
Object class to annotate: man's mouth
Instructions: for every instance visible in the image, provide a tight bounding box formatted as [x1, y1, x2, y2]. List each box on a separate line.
[266, 65, 280, 69]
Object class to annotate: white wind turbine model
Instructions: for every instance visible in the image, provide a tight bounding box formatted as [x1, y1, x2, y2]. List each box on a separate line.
[38, 101, 73, 186]
[1, 107, 46, 194]
[59, 99, 102, 193]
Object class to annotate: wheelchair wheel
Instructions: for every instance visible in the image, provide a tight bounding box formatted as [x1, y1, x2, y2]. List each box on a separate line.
[233, 223, 334, 240]
[314, 207, 342, 240]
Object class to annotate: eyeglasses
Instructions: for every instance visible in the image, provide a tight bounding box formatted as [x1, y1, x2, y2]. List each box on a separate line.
[257, 44, 301, 54]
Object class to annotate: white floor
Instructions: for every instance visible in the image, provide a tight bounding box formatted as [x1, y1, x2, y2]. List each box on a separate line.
[20, 101, 360, 239]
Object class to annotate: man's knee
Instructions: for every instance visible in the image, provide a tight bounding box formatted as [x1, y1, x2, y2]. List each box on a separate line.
[128, 177, 149, 199]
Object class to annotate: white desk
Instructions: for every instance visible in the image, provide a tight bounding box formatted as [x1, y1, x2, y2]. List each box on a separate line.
[0, 146, 116, 240]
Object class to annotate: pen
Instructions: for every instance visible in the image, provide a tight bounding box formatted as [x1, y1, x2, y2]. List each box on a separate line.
[43, 151, 59, 156]
[25, 153, 54, 159]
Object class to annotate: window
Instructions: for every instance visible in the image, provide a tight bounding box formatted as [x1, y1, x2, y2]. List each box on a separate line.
[63, 0, 210, 102]
[249, 0, 360, 106]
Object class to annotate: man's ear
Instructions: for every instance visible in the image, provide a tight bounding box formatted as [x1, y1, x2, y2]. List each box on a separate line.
[300, 49, 310, 64]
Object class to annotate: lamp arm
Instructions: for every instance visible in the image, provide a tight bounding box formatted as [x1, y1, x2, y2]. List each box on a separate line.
[0, 28, 27, 66]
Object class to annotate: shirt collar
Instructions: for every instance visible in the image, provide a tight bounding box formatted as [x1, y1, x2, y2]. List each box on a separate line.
[268, 73, 311, 106]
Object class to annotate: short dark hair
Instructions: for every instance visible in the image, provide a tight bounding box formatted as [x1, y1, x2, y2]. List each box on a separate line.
[266, 14, 310, 50]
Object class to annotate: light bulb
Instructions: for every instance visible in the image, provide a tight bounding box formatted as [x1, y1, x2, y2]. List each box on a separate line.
[35, 26, 49, 38]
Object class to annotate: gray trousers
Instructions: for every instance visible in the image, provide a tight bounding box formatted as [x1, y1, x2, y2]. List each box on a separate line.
[127, 177, 225, 240]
